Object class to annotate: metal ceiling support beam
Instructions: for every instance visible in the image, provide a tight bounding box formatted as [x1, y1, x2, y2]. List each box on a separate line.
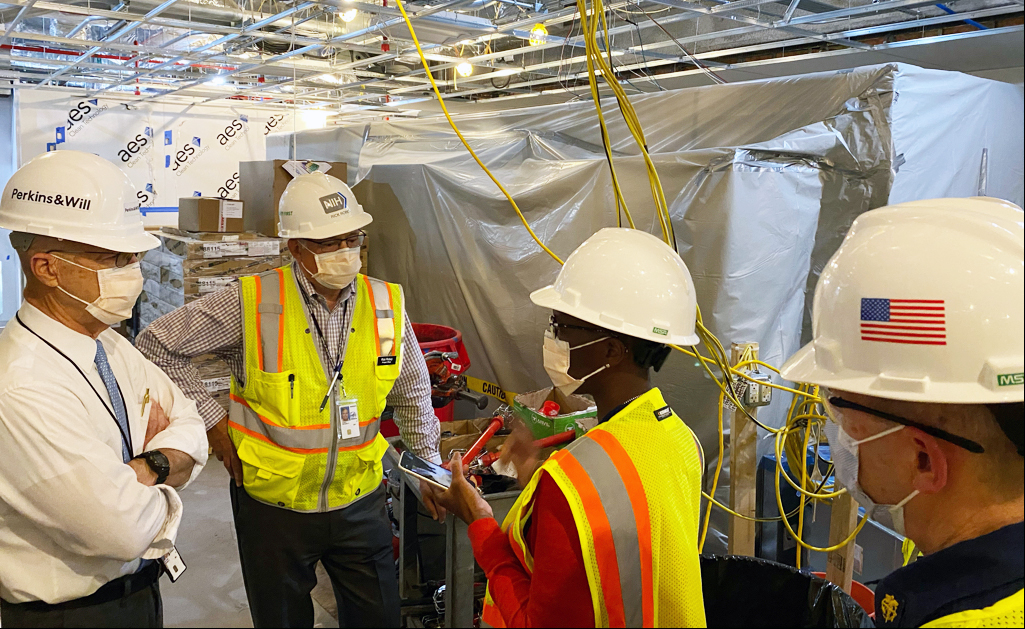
[134, 0, 476, 103]
[0, 0, 36, 47]
[90, 1, 318, 95]
[36, 0, 182, 87]
[66, 2, 128, 39]
[368, 9, 1019, 107]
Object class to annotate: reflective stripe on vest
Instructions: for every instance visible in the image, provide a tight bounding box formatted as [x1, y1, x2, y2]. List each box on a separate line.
[228, 393, 381, 453]
[920, 589, 1024, 628]
[255, 268, 285, 373]
[365, 276, 397, 358]
[482, 388, 706, 628]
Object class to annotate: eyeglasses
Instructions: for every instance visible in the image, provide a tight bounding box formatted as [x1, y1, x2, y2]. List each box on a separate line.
[548, 314, 609, 340]
[301, 231, 366, 253]
[825, 396, 985, 454]
[48, 249, 141, 268]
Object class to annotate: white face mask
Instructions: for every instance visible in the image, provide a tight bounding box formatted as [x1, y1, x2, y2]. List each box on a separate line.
[542, 329, 609, 396]
[824, 417, 920, 536]
[52, 255, 144, 325]
[300, 243, 361, 290]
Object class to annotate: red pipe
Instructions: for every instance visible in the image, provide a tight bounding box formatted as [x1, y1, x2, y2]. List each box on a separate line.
[477, 429, 577, 468]
[460, 416, 504, 467]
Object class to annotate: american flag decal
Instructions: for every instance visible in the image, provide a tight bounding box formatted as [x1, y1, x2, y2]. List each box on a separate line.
[860, 298, 946, 346]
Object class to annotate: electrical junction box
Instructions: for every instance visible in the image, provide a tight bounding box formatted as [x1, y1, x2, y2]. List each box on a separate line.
[742, 371, 773, 407]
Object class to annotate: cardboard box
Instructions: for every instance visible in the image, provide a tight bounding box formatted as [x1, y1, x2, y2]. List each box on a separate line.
[513, 388, 598, 439]
[439, 418, 494, 461]
[239, 160, 348, 237]
[160, 230, 285, 260]
[162, 227, 263, 242]
[178, 197, 245, 233]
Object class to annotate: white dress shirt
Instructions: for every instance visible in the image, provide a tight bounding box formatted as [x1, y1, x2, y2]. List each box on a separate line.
[0, 302, 209, 605]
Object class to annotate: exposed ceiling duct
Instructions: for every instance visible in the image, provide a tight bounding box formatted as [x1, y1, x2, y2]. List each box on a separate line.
[0, 0, 1020, 115]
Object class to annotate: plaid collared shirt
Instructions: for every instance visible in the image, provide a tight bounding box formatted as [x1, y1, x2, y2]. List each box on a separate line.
[135, 261, 440, 462]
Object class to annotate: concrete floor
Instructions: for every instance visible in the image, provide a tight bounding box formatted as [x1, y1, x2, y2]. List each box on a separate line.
[165, 463, 338, 628]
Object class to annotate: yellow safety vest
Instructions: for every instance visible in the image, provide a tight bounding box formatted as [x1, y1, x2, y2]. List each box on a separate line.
[482, 388, 707, 628]
[228, 266, 404, 513]
[920, 589, 1023, 628]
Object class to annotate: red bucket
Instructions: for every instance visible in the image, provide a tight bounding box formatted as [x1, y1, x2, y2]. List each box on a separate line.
[379, 323, 470, 437]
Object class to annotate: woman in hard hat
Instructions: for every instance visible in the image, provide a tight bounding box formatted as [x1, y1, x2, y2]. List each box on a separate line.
[436, 228, 708, 627]
[781, 198, 1024, 628]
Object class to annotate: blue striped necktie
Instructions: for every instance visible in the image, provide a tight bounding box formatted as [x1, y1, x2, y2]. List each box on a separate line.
[94, 340, 132, 463]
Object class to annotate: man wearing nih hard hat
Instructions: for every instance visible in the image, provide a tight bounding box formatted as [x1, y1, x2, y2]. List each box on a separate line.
[137, 172, 441, 627]
[0, 151, 208, 627]
[781, 198, 1023, 628]
[435, 229, 707, 627]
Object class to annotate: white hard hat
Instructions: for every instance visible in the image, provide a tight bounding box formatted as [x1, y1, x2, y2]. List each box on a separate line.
[781, 197, 1024, 404]
[530, 228, 700, 345]
[0, 150, 158, 252]
[277, 172, 371, 239]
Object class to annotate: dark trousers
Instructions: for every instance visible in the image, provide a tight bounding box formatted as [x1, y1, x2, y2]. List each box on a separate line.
[0, 562, 162, 628]
[230, 482, 400, 628]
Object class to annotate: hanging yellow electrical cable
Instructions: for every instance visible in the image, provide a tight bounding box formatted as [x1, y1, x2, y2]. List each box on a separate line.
[398, 0, 862, 559]
[393, 0, 564, 265]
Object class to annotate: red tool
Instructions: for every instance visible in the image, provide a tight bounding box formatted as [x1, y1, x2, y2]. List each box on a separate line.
[477, 429, 577, 468]
[460, 416, 504, 467]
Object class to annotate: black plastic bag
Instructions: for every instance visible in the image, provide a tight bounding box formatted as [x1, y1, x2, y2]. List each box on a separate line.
[701, 555, 874, 628]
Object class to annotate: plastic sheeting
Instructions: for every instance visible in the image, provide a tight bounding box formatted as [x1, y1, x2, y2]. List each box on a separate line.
[269, 64, 1024, 461]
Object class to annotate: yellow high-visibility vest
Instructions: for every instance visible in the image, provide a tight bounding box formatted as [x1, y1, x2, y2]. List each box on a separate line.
[228, 265, 404, 513]
[920, 589, 1023, 628]
[482, 388, 707, 628]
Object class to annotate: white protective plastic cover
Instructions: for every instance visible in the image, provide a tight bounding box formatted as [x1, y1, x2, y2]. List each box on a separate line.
[270, 64, 1024, 456]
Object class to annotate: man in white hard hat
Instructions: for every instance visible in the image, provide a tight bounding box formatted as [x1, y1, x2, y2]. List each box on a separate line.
[435, 228, 707, 627]
[0, 151, 208, 628]
[136, 171, 442, 627]
[781, 198, 1023, 628]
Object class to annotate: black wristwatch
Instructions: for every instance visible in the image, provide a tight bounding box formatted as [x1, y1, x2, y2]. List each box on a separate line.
[134, 450, 170, 485]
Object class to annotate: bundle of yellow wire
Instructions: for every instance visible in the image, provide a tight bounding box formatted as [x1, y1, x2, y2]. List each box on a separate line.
[392, 0, 865, 561]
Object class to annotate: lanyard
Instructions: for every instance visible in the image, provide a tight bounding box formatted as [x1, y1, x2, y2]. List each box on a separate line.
[16, 314, 134, 459]
[296, 280, 351, 408]
[296, 279, 350, 370]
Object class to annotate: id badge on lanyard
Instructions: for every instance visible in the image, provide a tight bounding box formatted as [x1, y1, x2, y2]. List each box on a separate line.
[335, 397, 360, 440]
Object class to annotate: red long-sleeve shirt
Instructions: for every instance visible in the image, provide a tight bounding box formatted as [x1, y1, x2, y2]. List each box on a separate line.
[466, 470, 596, 627]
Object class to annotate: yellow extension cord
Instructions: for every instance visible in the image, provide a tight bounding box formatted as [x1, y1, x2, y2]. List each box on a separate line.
[393, 0, 857, 558]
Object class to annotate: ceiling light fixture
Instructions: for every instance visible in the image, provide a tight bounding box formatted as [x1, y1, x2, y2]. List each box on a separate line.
[340, 8, 358, 22]
[456, 62, 473, 77]
[529, 23, 548, 46]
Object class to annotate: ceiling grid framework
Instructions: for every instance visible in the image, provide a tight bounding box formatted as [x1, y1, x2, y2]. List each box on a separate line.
[0, 0, 1021, 118]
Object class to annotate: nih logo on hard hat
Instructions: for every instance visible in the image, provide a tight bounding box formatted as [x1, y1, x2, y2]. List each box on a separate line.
[319, 192, 348, 214]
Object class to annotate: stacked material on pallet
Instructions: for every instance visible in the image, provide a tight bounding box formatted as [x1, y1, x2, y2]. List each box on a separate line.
[138, 229, 289, 332]
[139, 230, 290, 409]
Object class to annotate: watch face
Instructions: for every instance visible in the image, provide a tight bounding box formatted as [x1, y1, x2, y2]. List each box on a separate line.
[144, 451, 170, 483]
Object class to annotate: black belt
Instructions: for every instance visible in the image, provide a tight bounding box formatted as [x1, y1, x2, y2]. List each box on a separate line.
[3, 560, 161, 613]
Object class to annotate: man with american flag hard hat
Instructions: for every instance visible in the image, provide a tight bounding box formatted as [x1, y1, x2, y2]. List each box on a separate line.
[781, 197, 1023, 628]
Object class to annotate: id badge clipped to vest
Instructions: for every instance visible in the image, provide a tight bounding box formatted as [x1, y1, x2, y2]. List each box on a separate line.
[336, 397, 360, 440]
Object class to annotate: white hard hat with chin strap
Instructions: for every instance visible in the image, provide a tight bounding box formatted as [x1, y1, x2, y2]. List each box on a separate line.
[530, 227, 700, 346]
[277, 172, 372, 240]
[781, 197, 1024, 405]
[0, 150, 158, 253]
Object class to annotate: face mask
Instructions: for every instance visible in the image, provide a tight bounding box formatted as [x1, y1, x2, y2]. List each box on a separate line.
[542, 329, 609, 396]
[824, 418, 920, 536]
[300, 243, 361, 290]
[52, 255, 144, 325]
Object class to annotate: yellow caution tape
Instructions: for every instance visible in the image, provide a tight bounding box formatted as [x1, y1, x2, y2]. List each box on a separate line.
[465, 376, 518, 406]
